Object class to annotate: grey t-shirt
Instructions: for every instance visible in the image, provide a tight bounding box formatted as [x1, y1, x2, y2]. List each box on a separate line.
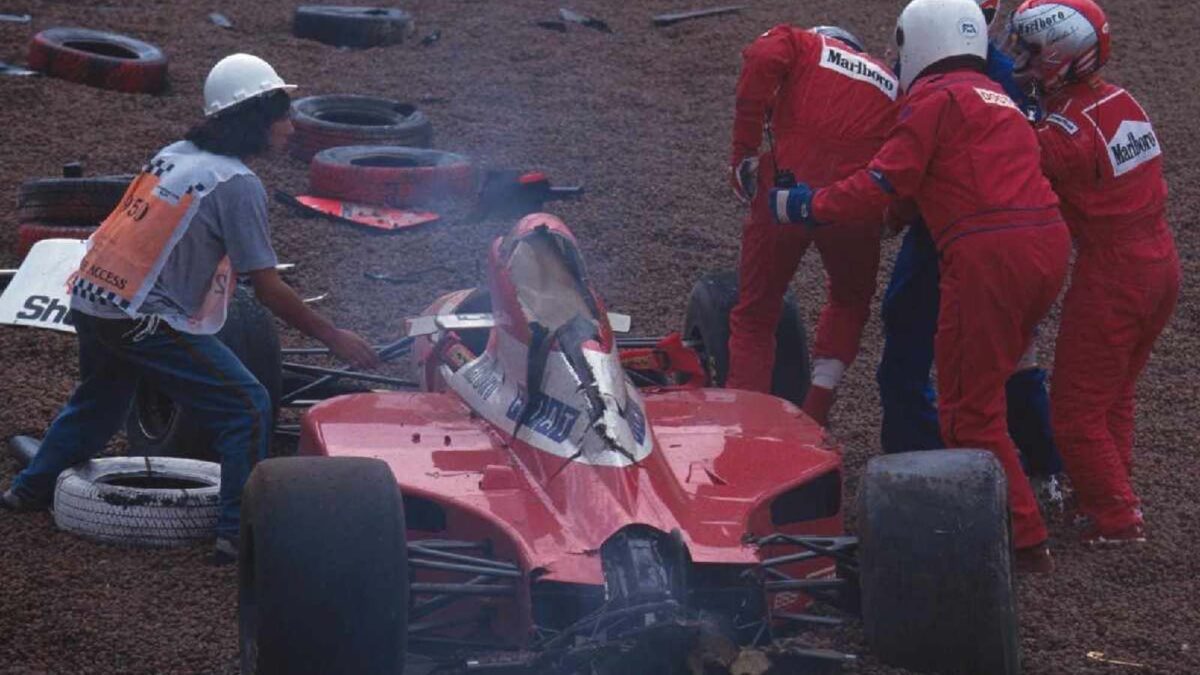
[73, 173, 278, 330]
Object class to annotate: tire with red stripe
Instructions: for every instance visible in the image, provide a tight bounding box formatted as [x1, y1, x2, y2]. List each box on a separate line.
[309, 146, 477, 208]
[16, 223, 96, 258]
[17, 175, 133, 225]
[289, 95, 432, 161]
[28, 28, 167, 94]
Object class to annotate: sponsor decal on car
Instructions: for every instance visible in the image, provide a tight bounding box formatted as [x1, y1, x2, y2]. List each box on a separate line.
[460, 354, 503, 400]
[506, 389, 581, 444]
[0, 238, 87, 334]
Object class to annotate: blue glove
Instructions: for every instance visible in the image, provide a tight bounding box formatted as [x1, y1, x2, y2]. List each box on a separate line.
[769, 183, 816, 226]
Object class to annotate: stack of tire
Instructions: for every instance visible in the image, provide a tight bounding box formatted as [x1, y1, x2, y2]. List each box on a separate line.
[292, 6, 414, 49]
[291, 95, 479, 209]
[15, 165, 131, 258]
[28, 27, 168, 94]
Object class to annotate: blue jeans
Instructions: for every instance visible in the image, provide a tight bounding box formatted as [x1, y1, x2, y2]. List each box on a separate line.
[877, 224, 1063, 476]
[12, 311, 270, 539]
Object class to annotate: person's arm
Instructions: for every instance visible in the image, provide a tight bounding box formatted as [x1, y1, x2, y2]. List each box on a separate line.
[1036, 112, 1083, 186]
[771, 90, 946, 227]
[731, 27, 801, 163]
[247, 267, 380, 369]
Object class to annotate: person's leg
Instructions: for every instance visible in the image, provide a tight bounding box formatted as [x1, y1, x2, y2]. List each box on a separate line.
[877, 223, 942, 452]
[105, 325, 271, 541]
[936, 237, 1061, 552]
[1051, 254, 1144, 536]
[1006, 362, 1063, 477]
[9, 313, 138, 505]
[803, 221, 881, 425]
[1108, 253, 1180, 478]
[728, 196, 810, 394]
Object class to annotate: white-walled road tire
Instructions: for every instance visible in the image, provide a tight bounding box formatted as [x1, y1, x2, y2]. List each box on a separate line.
[53, 457, 221, 548]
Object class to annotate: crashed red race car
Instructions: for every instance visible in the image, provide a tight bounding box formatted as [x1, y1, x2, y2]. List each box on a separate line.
[238, 214, 1021, 675]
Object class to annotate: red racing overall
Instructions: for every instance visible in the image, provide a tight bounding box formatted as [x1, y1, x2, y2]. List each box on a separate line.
[727, 27, 897, 423]
[1038, 80, 1180, 535]
[811, 70, 1071, 550]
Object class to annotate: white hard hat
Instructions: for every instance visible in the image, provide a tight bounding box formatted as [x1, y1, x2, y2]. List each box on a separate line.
[896, 0, 989, 92]
[203, 53, 297, 117]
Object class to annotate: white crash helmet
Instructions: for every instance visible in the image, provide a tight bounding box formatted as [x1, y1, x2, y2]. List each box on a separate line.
[1007, 0, 1110, 93]
[896, 0, 989, 91]
[203, 53, 297, 116]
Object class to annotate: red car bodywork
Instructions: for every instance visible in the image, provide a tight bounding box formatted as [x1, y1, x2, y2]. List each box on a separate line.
[296, 214, 844, 646]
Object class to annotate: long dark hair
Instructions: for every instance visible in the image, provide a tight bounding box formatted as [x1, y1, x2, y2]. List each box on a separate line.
[185, 89, 291, 158]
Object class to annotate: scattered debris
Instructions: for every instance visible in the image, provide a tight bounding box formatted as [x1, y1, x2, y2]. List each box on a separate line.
[275, 263, 297, 273]
[208, 12, 233, 29]
[0, 13, 31, 23]
[1086, 651, 1147, 668]
[559, 8, 611, 33]
[652, 5, 746, 27]
[0, 61, 37, 77]
[419, 29, 441, 46]
[302, 293, 328, 304]
[470, 170, 584, 221]
[276, 191, 439, 231]
[534, 19, 567, 32]
[364, 265, 454, 285]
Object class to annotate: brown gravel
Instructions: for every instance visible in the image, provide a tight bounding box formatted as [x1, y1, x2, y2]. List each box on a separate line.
[1, 1, 1197, 673]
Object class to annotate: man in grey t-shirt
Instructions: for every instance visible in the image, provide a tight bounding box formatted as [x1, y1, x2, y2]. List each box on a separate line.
[2, 55, 378, 565]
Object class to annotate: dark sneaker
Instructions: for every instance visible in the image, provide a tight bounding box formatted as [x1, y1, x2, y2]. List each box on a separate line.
[209, 536, 239, 566]
[1, 487, 48, 512]
[1082, 522, 1146, 547]
[1014, 542, 1055, 575]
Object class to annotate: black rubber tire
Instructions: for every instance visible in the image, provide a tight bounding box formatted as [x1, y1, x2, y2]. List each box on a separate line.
[17, 175, 133, 225]
[124, 284, 282, 461]
[858, 449, 1020, 675]
[289, 94, 432, 161]
[27, 28, 168, 94]
[52, 457, 221, 548]
[292, 6, 413, 49]
[309, 145, 477, 208]
[15, 223, 96, 258]
[683, 270, 810, 406]
[240, 457, 408, 675]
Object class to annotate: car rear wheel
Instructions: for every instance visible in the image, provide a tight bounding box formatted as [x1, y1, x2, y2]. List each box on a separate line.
[858, 449, 1020, 675]
[684, 270, 810, 406]
[239, 456, 409, 675]
[124, 284, 282, 460]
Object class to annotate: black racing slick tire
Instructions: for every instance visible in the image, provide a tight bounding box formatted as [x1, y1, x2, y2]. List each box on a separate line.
[289, 94, 432, 161]
[292, 6, 413, 49]
[17, 175, 133, 225]
[124, 284, 282, 461]
[240, 457, 408, 675]
[684, 270, 810, 407]
[52, 457, 221, 548]
[15, 223, 96, 258]
[309, 145, 477, 208]
[28, 28, 167, 94]
[858, 449, 1020, 675]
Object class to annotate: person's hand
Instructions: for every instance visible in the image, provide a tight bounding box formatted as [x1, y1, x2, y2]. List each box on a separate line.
[769, 183, 816, 226]
[326, 329, 380, 370]
[730, 156, 759, 204]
